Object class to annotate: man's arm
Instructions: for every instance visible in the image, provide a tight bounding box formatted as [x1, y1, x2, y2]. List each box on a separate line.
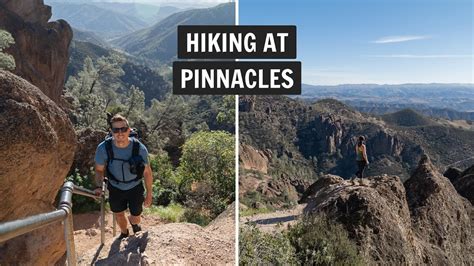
[143, 164, 153, 207]
[362, 145, 369, 164]
[94, 164, 105, 195]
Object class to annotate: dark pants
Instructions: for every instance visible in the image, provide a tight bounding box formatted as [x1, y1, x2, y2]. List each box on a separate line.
[355, 160, 367, 179]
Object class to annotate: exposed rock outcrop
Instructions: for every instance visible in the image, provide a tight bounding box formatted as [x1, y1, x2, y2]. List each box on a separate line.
[71, 128, 107, 176]
[0, 71, 76, 264]
[239, 144, 270, 174]
[0, 0, 72, 103]
[301, 156, 473, 265]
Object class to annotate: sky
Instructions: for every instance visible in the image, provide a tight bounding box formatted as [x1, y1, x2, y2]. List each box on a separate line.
[239, 0, 473, 85]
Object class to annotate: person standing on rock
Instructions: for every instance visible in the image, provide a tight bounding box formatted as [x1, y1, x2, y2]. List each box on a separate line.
[94, 114, 153, 239]
[353, 136, 369, 182]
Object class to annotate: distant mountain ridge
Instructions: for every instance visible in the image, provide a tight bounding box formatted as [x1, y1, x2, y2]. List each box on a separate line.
[300, 84, 474, 117]
[112, 3, 235, 63]
[49, 2, 149, 38]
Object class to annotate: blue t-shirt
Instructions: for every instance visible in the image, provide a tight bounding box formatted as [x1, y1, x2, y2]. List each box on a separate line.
[95, 138, 149, 191]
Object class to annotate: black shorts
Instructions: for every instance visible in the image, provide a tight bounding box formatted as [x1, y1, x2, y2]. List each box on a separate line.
[108, 182, 145, 216]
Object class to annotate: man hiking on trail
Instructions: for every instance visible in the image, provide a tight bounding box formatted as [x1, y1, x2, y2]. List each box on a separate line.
[352, 136, 369, 183]
[94, 114, 153, 239]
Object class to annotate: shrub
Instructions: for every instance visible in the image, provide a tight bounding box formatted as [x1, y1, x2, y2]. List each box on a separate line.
[150, 153, 181, 205]
[240, 226, 297, 265]
[177, 130, 235, 217]
[183, 208, 211, 226]
[287, 214, 364, 265]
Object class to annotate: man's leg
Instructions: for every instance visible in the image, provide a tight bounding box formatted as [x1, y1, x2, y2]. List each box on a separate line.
[127, 183, 145, 233]
[115, 211, 128, 234]
[129, 215, 141, 225]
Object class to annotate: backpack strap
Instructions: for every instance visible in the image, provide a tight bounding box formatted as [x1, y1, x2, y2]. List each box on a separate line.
[104, 138, 121, 183]
[105, 138, 114, 163]
[132, 138, 140, 157]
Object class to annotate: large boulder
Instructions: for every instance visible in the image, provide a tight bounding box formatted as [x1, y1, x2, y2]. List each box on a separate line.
[0, 0, 72, 104]
[301, 155, 473, 265]
[0, 71, 76, 264]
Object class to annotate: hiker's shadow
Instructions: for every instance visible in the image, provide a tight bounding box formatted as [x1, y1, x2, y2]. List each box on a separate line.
[94, 232, 149, 265]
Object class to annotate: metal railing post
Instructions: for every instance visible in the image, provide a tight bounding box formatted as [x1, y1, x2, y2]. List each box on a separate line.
[59, 181, 76, 266]
[100, 181, 106, 245]
[100, 199, 105, 245]
[64, 214, 77, 265]
[112, 213, 116, 236]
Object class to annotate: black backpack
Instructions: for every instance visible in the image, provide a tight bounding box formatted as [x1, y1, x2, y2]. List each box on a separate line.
[104, 133, 145, 183]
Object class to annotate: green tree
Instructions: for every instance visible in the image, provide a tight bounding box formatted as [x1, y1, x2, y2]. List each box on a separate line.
[66, 54, 126, 129]
[176, 130, 235, 216]
[125, 85, 145, 125]
[216, 95, 235, 126]
[0, 29, 15, 71]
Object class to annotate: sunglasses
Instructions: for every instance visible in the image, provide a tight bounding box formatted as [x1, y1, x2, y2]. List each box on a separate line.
[111, 127, 129, 133]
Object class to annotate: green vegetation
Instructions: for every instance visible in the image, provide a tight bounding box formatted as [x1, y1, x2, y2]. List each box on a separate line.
[177, 131, 235, 216]
[240, 214, 365, 265]
[240, 226, 297, 265]
[143, 203, 185, 223]
[287, 214, 364, 265]
[0, 29, 15, 71]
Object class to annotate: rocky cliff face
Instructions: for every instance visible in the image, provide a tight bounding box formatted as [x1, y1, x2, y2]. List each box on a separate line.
[445, 165, 474, 204]
[300, 156, 473, 265]
[239, 144, 270, 174]
[0, 0, 72, 103]
[0, 71, 76, 264]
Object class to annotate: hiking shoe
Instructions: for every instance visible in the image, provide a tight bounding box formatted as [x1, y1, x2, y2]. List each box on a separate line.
[131, 223, 141, 234]
[128, 219, 142, 234]
[118, 229, 129, 240]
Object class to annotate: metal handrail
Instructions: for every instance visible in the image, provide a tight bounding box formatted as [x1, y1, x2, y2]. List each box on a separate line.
[0, 181, 116, 265]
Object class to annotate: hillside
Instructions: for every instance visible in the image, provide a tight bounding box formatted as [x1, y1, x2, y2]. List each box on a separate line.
[67, 40, 170, 105]
[112, 3, 235, 63]
[381, 109, 434, 127]
[239, 96, 474, 209]
[72, 28, 110, 48]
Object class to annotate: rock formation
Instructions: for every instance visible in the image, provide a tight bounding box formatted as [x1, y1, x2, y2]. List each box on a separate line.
[239, 144, 270, 174]
[0, 71, 76, 264]
[0, 0, 72, 103]
[300, 156, 473, 265]
[71, 128, 107, 177]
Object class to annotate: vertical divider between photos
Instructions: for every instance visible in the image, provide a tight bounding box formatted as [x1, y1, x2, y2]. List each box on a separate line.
[234, 0, 240, 265]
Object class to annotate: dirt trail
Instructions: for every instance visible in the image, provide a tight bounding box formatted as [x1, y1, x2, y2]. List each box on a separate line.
[73, 204, 235, 265]
[240, 204, 306, 233]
